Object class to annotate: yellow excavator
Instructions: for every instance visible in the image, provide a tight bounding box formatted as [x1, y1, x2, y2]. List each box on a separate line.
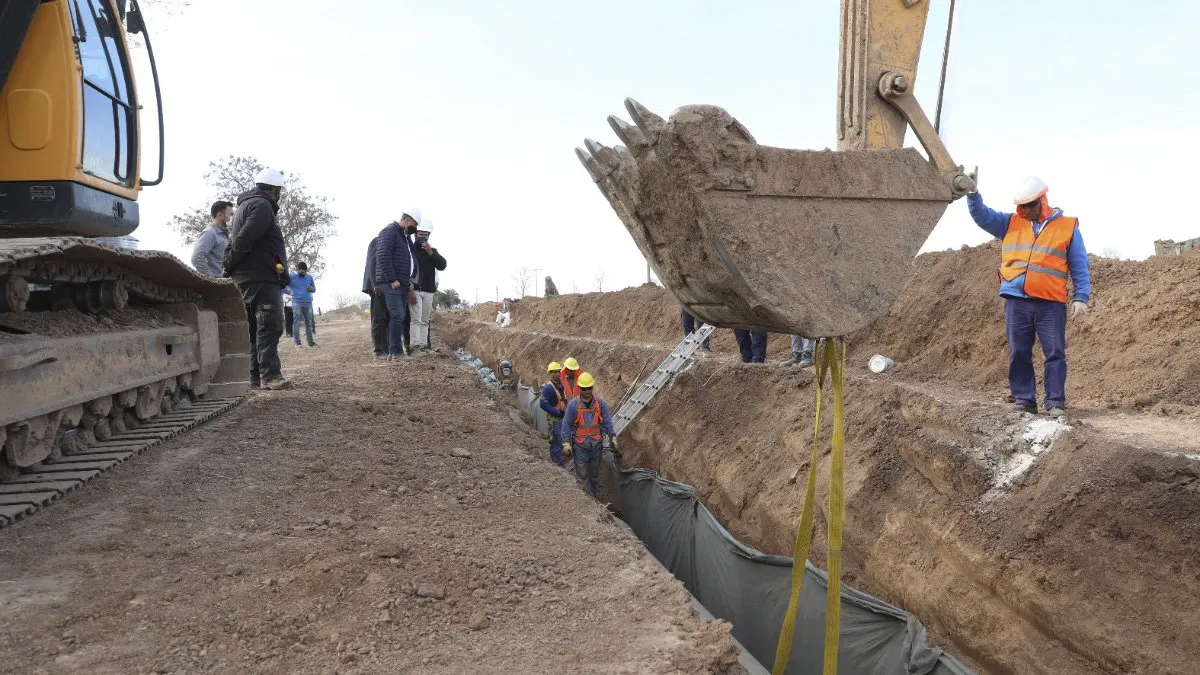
[0, 1, 248, 486]
[577, 0, 975, 339]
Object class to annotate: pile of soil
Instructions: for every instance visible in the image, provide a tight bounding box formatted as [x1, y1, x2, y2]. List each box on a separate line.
[0, 319, 744, 674]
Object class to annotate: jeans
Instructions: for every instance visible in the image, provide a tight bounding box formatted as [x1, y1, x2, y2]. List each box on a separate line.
[284, 305, 294, 337]
[680, 308, 711, 350]
[1005, 297, 1067, 410]
[412, 290, 435, 347]
[369, 290, 390, 355]
[237, 281, 284, 383]
[734, 329, 768, 363]
[288, 302, 312, 343]
[548, 417, 564, 466]
[572, 438, 604, 496]
[380, 285, 410, 356]
[791, 335, 814, 354]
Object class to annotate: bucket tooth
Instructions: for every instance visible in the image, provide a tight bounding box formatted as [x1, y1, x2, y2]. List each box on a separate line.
[575, 147, 603, 183]
[583, 102, 958, 337]
[607, 115, 648, 156]
[624, 98, 664, 145]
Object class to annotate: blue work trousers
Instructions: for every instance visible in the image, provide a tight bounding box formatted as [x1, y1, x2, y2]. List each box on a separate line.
[380, 285, 410, 356]
[1004, 297, 1067, 410]
[680, 308, 711, 350]
[292, 302, 315, 345]
[548, 417, 565, 466]
[572, 438, 604, 496]
[734, 329, 768, 363]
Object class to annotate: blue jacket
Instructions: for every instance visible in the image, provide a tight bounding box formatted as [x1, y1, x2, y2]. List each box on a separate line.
[363, 237, 379, 294]
[540, 381, 566, 418]
[967, 192, 1091, 303]
[286, 272, 316, 304]
[374, 222, 415, 287]
[563, 396, 615, 444]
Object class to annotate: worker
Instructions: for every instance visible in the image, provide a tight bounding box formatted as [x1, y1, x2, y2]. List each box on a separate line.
[539, 362, 569, 466]
[286, 261, 318, 348]
[189, 200, 232, 277]
[559, 357, 583, 399]
[283, 293, 294, 339]
[562, 372, 615, 497]
[223, 168, 292, 390]
[968, 177, 1091, 418]
[374, 208, 422, 360]
[409, 219, 447, 352]
[679, 308, 711, 352]
[781, 335, 815, 367]
[733, 329, 768, 363]
[363, 235, 390, 359]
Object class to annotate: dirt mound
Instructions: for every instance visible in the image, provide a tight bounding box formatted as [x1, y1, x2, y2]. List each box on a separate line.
[478, 245, 1200, 411]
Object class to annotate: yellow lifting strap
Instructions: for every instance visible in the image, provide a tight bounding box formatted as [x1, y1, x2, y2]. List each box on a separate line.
[772, 338, 847, 675]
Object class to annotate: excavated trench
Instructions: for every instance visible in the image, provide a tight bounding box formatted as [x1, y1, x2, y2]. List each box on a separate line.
[440, 254, 1200, 675]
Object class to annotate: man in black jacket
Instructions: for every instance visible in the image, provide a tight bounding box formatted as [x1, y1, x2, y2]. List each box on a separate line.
[362, 235, 390, 358]
[374, 208, 422, 360]
[223, 168, 293, 390]
[409, 218, 447, 351]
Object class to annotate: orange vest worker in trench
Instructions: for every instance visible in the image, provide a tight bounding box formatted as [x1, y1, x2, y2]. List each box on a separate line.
[967, 177, 1092, 419]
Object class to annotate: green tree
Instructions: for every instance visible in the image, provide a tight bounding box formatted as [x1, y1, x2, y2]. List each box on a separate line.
[435, 289, 462, 308]
[169, 155, 337, 274]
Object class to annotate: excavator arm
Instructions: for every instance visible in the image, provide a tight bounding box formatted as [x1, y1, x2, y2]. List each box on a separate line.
[577, 0, 974, 338]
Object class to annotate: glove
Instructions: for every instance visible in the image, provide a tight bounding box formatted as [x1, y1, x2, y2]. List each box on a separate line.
[1071, 300, 1089, 319]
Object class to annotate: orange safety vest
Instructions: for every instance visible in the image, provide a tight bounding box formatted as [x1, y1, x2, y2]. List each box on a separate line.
[572, 397, 604, 443]
[560, 370, 581, 400]
[999, 213, 1077, 303]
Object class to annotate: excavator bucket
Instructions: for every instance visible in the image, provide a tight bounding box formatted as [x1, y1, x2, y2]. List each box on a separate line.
[578, 100, 956, 338]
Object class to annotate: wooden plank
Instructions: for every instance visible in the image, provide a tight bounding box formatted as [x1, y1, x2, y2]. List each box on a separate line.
[0, 492, 55, 506]
[7, 470, 99, 484]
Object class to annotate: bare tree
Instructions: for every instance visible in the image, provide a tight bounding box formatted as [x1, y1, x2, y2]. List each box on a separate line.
[511, 266, 532, 297]
[169, 155, 337, 274]
[332, 292, 357, 310]
[594, 269, 607, 292]
[1101, 246, 1122, 259]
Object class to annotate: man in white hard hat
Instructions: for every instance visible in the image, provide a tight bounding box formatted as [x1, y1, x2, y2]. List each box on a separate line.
[223, 167, 293, 390]
[967, 177, 1091, 418]
[409, 218, 447, 351]
[374, 208, 422, 360]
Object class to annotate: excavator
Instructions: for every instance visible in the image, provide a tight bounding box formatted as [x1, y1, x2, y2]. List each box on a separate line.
[576, 0, 975, 339]
[0, 1, 248, 500]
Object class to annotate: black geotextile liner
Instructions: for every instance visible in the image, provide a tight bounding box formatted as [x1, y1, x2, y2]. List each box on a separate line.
[515, 384, 973, 674]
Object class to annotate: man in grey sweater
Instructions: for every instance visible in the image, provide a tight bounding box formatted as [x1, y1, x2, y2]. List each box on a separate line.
[190, 200, 233, 277]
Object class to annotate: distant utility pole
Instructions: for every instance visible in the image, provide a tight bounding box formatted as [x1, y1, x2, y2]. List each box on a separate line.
[531, 268, 543, 297]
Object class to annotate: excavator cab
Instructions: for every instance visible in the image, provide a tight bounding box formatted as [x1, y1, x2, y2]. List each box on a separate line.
[577, 0, 975, 338]
[0, 0, 164, 237]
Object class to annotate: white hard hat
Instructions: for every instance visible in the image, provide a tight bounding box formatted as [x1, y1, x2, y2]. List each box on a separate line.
[254, 168, 286, 188]
[1013, 176, 1048, 205]
[417, 218, 433, 234]
[401, 207, 423, 226]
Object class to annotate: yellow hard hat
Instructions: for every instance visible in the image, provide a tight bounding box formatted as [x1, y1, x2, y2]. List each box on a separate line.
[547, 361, 562, 372]
[564, 357, 580, 371]
[577, 372, 595, 388]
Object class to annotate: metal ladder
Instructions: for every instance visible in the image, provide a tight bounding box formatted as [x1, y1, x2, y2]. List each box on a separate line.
[612, 324, 714, 437]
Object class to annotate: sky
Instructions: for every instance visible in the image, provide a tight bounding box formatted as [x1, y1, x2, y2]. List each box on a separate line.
[128, 0, 1200, 307]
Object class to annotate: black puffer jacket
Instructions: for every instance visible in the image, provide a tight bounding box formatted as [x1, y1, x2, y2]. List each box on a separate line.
[410, 240, 447, 293]
[225, 188, 286, 286]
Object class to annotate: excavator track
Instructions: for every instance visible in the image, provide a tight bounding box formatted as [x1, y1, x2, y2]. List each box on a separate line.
[0, 394, 242, 527]
[0, 237, 251, 520]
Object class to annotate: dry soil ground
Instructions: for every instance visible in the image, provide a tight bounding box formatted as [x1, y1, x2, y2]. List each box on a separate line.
[0, 317, 743, 675]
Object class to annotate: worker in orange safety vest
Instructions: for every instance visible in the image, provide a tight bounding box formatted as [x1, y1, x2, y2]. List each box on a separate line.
[562, 372, 615, 497]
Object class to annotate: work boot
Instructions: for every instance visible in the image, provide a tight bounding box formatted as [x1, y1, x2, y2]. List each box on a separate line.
[1011, 400, 1037, 414]
[294, 342, 302, 349]
[249, 378, 261, 389]
[308, 341, 319, 348]
[374, 353, 387, 360]
[1045, 407, 1067, 419]
[780, 352, 803, 367]
[262, 376, 293, 390]
[798, 350, 814, 368]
